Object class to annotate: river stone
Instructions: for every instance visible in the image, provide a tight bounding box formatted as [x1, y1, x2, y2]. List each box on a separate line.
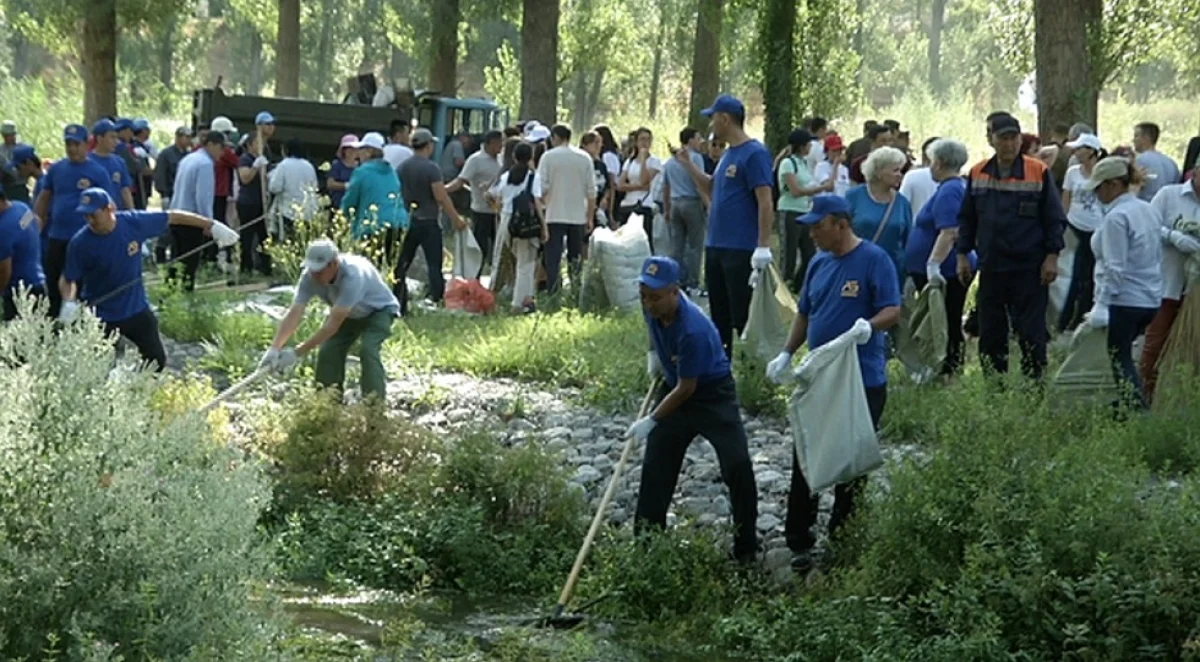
[545, 426, 572, 440]
[571, 427, 595, 441]
[756, 470, 785, 490]
[573, 465, 602, 484]
[508, 418, 536, 432]
[609, 507, 628, 524]
[764, 547, 792, 571]
[712, 495, 730, 516]
[697, 513, 718, 526]
[756, 514, 782, 532]
[592, 455, 613, 471]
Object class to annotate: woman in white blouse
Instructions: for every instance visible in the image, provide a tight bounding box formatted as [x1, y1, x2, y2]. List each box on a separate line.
[267, 138, 319, 240]
[1057, 133, 1105, 332]
[616, 127, 662, 234]
[487, 141, 545, 314]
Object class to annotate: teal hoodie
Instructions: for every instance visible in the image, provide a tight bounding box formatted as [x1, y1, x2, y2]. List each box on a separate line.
[340, 158, 409, 239]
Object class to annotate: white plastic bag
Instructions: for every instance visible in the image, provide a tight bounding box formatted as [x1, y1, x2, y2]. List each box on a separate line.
[787, 328, 882, 494]
[651, 211, 672, 257]
[450, 227, 483, 279]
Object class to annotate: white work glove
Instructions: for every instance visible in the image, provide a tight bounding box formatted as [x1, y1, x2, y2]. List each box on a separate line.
[259, 348, 279, 369]
[765, 351, 794, 385]
[627, 416, 657, 442]
[1163, 227, 1200, 254]
[751, 247, 773, 270]
[209, 221, 240, 248]
[925, 261, 946, 287]
[1085, 304, 1110, 329]
[850, 318, 874, 345]
[58, 300, 81, 323]
[253, 155, 269, 169]
[647, 351, 664, 378]
[273, 348, 299, 374]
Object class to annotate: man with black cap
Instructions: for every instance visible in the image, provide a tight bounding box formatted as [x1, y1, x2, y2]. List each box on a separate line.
[672, 94, 777, 360]
[2, 145, 42, 203]
[765, 194, 902, 572]
[956, 114, 1067, 380]
[395, 127, 466, 310]
[629, 255, 759, 565]
[33, 124, 113, 318]
[261, 238, 400, 401]
[58, 187, 238, 370]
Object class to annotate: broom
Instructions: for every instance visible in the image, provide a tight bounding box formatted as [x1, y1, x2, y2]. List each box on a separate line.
[1153, 246, 1200, 412]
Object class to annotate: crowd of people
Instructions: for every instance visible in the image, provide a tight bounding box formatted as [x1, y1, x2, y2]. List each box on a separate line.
[1, 93, 1198, 570]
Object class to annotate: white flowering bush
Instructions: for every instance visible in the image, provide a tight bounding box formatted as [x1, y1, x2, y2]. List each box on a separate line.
[0, 308, 277, 660]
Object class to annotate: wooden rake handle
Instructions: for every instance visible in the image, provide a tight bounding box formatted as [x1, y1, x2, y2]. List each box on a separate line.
[199, 366, 271, 414]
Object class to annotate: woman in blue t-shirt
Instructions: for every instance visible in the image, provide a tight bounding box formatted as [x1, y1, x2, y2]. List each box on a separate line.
[903, 138, 976, 375]
[844, 146, 913, 286]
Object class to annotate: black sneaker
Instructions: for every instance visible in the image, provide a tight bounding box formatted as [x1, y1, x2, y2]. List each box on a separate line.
[790, 549, 814, 573]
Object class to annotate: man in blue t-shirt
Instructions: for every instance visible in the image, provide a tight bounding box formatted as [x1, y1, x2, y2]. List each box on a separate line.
[59, 188, 238, 371]
[672, 94, 776, 360]
[627, 256, 760, 564]
[0, 189, 46, 320]
[33, 124, 113, 318]
[763, 195, 902, 573]
[88, 119, 135, 211]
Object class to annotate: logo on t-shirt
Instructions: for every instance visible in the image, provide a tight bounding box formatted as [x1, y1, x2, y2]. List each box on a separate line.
[725, 164, 738, 178]
[841, 280, 860, 298]
[127, 240, 140, 256]
[77, 178, 92, 190]
[111, 172, 121, 183]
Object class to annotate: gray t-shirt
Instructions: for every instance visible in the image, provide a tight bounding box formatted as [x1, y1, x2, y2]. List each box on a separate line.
[440, 140, 466, 180]
[399, 155, 444, 221]
[295, 254, 399, 319]
[459, 150, 501, 213]
[1136, 150, 1181, 202]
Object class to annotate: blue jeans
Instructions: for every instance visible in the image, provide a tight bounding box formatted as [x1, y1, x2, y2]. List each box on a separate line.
[1108, 305, 1158, 410]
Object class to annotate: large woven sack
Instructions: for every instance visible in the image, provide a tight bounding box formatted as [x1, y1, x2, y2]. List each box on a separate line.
[591, 223, 651, 312]
[649, 211, 672, 257]
[787, 327, 883, 494]
[741, 265, 797, 364]
[1052, 325, 1115, 406]
[578, 233, 611, 312]
[895, 282, 948, 384]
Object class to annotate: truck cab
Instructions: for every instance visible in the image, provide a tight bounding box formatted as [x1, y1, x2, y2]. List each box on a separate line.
[414, 94, 509, 163]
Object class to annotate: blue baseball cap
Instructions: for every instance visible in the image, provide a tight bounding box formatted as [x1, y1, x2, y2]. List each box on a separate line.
[255, 111, 276, 125]
[700, 94, 746, 119]
[11, 145, 39, 165]
[64, 124, 89, 143]
[797, 194, 852, 225]
[132, 118, 151, 132]
[114, 118, 134, 132]
[92, 119, 116, 136]
[76, 187, 114, 215]
[637, 256, 681, 290]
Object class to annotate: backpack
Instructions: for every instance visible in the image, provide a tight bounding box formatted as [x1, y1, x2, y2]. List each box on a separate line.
[508, 172, 542, 240]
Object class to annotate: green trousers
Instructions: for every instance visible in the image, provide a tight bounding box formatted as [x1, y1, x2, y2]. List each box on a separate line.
[314, 309, 394, 400]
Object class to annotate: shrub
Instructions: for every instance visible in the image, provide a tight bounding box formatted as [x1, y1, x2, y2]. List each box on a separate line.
[0, 308, 276, 659]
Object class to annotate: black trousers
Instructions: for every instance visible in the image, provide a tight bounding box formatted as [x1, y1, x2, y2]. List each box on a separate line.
[785, 384, 887, 552]
[105, 308, 166, 372]
[780, 211, 816, 293]
[168, 225, 206, 292]
[236, 201, 269, 275]
[1108, 305, 1157, 411]
[472, 211, 497, 276]
[911, 273, 969, 375]
[1058, 226, 1096, 333]
[544, 223, 584, 294]
[395, 218, 445, 313]
[977, 267, 1049, 380]
[3, 285, 46, 321]
[704, 247, 754, 361]
[43, 238, 70, 319]
[634, 377, 759, 558]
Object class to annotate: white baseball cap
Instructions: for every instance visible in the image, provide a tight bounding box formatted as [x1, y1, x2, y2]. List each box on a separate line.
[210, 116, 236, 133]
[351, 132, 386, 150]
[1065, 133, 1103, 152]
[303, 239, 340, 272]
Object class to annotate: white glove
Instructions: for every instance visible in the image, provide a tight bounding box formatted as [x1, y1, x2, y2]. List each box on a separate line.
[273, 348, 299, 374]
[925, 262, 946, 287]
[253, 155, 269, 169]
[1085, 305, 1110, 329]
[259, 348, 279, 369]
[58, 300, 81, 323]
[647, 351, 664, 378]
[627, 416, 657, 442]
[765, 351, 794, 385]
[850, 318, 874, 345]
[1164, 227, 1200, 254]
[751, 247, 773, 270]
[748, 268, 761, 289]
[209, 221, 240, 248]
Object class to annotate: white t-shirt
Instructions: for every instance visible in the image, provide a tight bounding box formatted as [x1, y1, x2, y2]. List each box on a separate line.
[536, 145, 595, 225]
[602, 151, 622, 182]
[383, 143, 413, 170]
[489, 170, 544, 215]
[267, 157, 319, 220]
[814, 161, 851, 196]
[899, 167, 938, 217]
[619, 156, 662, 207]
[806, 139, 825, 174]
[1063, 164, 1103, 233]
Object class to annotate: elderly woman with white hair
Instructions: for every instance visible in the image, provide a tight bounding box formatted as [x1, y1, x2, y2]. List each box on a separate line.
[845, 146, 914, 284]
[904, 138, 976, 374]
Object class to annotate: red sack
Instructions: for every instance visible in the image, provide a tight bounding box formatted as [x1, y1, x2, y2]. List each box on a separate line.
[444, 278, 496, 315]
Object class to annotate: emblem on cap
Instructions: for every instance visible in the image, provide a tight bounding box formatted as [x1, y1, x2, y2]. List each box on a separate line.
[81, 194, 91, 205]
[646, 263, 659, 276]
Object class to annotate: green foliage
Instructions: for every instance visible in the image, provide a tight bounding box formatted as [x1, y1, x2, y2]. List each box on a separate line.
[0, 305, 277, 659]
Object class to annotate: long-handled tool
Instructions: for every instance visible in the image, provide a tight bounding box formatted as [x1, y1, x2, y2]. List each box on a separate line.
[199, 366, 271, 414]
[536, 377, 661, 629]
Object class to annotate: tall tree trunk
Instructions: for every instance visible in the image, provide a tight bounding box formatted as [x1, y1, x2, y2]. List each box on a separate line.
[928, 0, 946, 96]
[687, 0, 723, 131]
[648, 4, 668, 119]
[1034, 0, 1100, 137]
[248, 27, 264, 95]
[158, 15, 176, 113]
[520, 0, 560, 123]
[571, 69, 588, 133]
[429, 0, 461, 94]
[275, 0, 301, 97]
[585, 67, 605, 128]
[760, 0, 796, 154]
[854, 0, 866, 89]
[81, 0, 118, 123]
[316, 0, 336, 98]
